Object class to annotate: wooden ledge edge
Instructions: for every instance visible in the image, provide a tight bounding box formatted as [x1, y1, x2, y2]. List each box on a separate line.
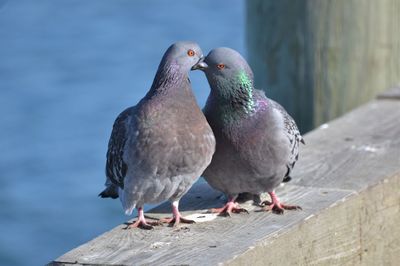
[225, 171, 400, 266]
[376, 86, 400, 100]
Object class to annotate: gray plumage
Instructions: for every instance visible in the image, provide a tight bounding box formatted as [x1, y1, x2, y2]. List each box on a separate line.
[100, 41, 215, 226]
[193, 47, 303, 214]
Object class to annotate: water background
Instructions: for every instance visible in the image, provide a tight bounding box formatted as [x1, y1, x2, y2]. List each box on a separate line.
[0, 1, 244, 265]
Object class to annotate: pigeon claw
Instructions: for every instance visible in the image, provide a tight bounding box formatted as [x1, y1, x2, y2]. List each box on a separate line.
[210, 202, 249, 217]
[160, 216, 195, 227]
[125, 219, 160, 230]
[162, 201, 196, 227]
[259, 191, 302, 214]
[126, 207, 161, 230]
[260, 200, 302, 215]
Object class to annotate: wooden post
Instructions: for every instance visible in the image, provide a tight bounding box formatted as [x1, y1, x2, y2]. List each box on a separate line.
[246, 0, 400, 132]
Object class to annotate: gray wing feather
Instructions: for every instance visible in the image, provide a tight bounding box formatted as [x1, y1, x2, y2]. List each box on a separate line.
[270, 100, 304, 181]
[105, 107, 133, 189]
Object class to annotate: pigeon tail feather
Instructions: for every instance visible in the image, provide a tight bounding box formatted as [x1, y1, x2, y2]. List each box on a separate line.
[98, 185, 119, 199]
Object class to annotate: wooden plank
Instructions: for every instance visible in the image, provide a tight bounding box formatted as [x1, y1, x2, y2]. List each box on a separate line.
[51, 183, 355, 266]
[358, 173, 400, 265]
[290, 99, 400, 191]
[50, 98, 400, 265]
[377, 86, 400, 100]
[227, 173, 400, 266]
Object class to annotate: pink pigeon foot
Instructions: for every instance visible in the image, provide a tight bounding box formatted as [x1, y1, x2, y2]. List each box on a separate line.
[160, 201, 195, 227]
[211, 197, 249, 217]
[126, 207, 160, 230]
[261, 191, 302, 214]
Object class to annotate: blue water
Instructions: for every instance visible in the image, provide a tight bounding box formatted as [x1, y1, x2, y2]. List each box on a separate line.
[0, 1, 244, 265]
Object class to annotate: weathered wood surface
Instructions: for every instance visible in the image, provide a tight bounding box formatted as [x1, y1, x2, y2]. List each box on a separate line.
[50, 95, 400, 265]
[290, 100, 400, 191]
[51, 184, 355, 266]
[246, 0, 400, 132]
[377, 85, 400, 100]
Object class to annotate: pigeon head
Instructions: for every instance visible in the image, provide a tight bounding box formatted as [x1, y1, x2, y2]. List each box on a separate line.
[160, 41, 204, 72]
[150, 41, 204, 91]
[193, 47, 256, 112]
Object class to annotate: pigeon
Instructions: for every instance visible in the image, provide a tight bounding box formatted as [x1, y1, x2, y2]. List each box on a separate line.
[192, 47, 304, 215]
[99, 41, 216, 229]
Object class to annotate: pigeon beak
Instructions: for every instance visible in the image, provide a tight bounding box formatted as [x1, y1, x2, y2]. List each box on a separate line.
[191, 57, 208, 71]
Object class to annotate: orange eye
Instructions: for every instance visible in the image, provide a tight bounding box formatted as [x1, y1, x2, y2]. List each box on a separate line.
[187, 49, 195, 57]
[217, 63, 225, 70]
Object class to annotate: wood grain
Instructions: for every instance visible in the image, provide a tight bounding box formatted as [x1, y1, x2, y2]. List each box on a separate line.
[290, 99, 400, 190]
[50, 98, 400, 265]
[50, 184, 355, 266]
[227, 173, 400, 266]
[246, 0, 400, 132]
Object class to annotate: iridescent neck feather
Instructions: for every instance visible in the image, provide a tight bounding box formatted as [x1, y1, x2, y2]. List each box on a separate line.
[210, 70, 256, 118]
